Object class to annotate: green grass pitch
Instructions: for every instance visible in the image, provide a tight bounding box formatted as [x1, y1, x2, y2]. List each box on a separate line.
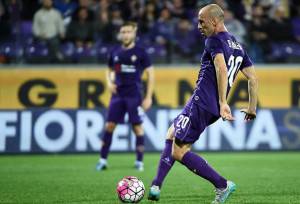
[1, 153, 300, 204]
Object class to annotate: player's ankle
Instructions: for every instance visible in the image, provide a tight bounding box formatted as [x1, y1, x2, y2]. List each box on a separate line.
[99, 158, 107, 164]
[135, 160, 143, 165]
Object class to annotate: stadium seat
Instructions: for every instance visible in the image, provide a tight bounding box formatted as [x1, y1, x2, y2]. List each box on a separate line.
[73, 45, 98, 63]
[145, 44, 167, 63]
[24, 42, 48, 63]
[96, 42, 115, 63]
[270, 42, 300, 63]
[0, 42, 23, 59]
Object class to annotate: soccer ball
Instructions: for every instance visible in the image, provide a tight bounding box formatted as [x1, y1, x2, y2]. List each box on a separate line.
[116, 176, 145, 203]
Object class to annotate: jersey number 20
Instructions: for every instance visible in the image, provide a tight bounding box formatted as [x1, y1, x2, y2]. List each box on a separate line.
[176, 115, 189, 129]
[227, 55, 243, 87]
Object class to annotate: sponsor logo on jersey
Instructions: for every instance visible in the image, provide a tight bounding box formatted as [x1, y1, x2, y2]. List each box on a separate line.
[120, 64, 136, 73]
[131, 55, 137, 62]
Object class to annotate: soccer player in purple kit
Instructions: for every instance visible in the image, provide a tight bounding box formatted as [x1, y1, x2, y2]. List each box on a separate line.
[148, 4, 258, 204]
[96, 22, 154, 172]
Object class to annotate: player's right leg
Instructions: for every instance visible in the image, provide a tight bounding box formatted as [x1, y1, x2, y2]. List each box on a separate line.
[96, 122, 116, 171]
[96, 96, 126, 171]
[148, 125, 176, 201]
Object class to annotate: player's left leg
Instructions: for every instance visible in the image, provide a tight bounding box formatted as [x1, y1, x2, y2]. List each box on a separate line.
[172, 139, 227, 189]
[173, 138, 235, 204]
[148, 125, 176, 201]
[132, 124, 145, 171]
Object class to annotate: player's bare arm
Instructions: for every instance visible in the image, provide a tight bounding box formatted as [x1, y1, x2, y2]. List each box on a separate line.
[106, 68, 117, 94]
[240, 66, 258, 121]
[142, 66, 154, 111]
[214, 53, 234, 121]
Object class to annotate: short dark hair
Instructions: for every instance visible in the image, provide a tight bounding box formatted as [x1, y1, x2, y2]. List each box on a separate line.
[121, 21, 138, 30]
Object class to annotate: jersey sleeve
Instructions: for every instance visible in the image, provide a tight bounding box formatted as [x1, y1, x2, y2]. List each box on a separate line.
[141, 49, 152, 70]
[206, 37, 224, 59]
[240, 50, 253, 70]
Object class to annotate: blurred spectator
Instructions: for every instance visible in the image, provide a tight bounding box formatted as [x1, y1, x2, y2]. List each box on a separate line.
[150, 8, 175, 62]
[267, 6, 293, 42]
[109, 0, 131, 21]
[258, 0, 278, 12]
[290, 0, 300, 18]
[291, 6, 300, 42]
[224, 9, 246, 45]
[1, 0, 300, 64]
[21, 0, 39, 20]
[94, 1, 110, 42]
[148, 0, 166, 12]
[128, 0, 144, 21]
[183, 0, 198, 9]
[92, 0, 109, 21]
[72, 0, 94, 22]
[101, 7, 124, 44]
[139, 2, 157, 34]
[166, 0, 187, 19]
[0, 0, 22, 39]
[227, 0, 247, 22]
[0, 0, 12, 41]
[173, 18, 199, 61]
[33, 0, 65, 62]
[8, 0, 22, 23]
[248, 4, 270, 62]
[67, 7, 94, 48]
[53, 0, 78, 25]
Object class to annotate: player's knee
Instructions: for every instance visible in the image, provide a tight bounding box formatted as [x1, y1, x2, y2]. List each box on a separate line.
[166, 126, 175, 140]
[136, 145, 144, 152]
[105, 122, 116, 133]
[172, 144, 185, 162]
[133, 124, 144, 135]
[171, 148, 183, 161]
[172, 138, 190, 161]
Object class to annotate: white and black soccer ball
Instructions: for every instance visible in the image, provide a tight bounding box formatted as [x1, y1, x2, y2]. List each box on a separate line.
[116, 176, 145, 203]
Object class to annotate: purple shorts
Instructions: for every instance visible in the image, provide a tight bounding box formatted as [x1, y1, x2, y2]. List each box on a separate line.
[173, 101, 219, 144]
[106, 95, 144, 124]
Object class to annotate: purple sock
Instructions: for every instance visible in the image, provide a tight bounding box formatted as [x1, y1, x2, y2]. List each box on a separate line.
[136, 136, 144, 162]
[152, 139, 175, 188]
[181, 151, 227, 189]
[100, 131, 113, 159]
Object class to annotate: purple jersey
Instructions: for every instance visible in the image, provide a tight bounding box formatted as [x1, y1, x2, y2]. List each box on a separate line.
[108, 45, 152, 97]
[192, 32, 253, 116]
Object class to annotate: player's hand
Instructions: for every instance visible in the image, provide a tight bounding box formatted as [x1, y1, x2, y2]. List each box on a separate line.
[240, 108, 256, 121]
[108, 82, 117, 94]
[142, 97, 152, 111]
[220, 103, 235, 121]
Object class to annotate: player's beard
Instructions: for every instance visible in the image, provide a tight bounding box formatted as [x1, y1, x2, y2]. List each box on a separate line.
[122, 38, 134, 48]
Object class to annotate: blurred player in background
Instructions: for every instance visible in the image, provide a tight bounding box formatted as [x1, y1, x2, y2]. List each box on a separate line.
[96, 21, 154, 172]
[148, 4, 258, 204]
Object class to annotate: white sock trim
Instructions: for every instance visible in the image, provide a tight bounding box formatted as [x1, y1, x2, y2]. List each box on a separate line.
[135, 161, 144, 166]
[99, 158, 107, 164]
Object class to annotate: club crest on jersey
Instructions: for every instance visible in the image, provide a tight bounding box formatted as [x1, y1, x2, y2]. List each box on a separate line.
[114, 56, 119, 62]
[131, 55, 137, 62]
